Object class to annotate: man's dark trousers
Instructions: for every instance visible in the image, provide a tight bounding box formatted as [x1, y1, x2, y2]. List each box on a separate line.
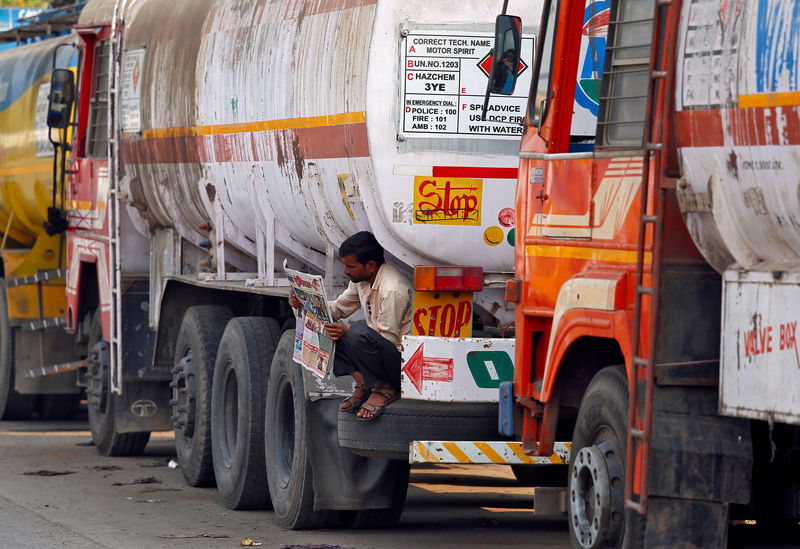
[332, 322, 401, 390]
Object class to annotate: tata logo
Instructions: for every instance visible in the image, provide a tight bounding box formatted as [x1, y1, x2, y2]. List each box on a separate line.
[130, 400, 157, 417]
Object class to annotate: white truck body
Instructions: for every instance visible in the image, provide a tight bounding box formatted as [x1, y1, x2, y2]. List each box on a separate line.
[674, 0, 800, 424]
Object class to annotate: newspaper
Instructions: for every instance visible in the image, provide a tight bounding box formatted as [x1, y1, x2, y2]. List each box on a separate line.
[284, 263, 335, 378]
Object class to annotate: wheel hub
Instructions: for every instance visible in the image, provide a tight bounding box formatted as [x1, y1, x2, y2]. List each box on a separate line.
[570, 437, 625, 549]
[170, 353, 196, 436]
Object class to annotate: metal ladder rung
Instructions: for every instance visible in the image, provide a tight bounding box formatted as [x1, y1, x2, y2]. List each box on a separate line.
[642, 215, 658, 223]
[596, 119, 649, 127]
[599, 94, 649, 101]
[633, 356, 650, 368]
[636, 285, 653, 296]
[629, 428, 646, 438]
[609, 16, 655, 26]
[601, 66, 651, 76]
[604, 43, 653, 53]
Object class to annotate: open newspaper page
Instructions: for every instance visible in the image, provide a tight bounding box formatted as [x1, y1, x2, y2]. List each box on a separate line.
[284, 265, 335, 378]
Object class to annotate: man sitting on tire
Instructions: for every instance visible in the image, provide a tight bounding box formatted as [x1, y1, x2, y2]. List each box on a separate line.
[289, 231, 411, 421]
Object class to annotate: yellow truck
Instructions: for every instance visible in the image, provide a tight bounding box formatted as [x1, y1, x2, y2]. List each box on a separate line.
[0, 31, 83, 420]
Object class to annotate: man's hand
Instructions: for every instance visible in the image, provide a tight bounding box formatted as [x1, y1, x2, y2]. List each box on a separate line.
[323, 322, 350, 340]
[288, 290, 302, 309]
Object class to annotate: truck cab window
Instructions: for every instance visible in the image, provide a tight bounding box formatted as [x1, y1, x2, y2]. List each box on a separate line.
[530, 1, 611, 151]
[596, 0, 653, 148]
[87, 40, 110, 158]
[569, 1, 610, 145]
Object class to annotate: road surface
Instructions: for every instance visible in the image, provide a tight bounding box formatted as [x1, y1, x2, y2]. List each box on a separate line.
[0, 412, 570, 549]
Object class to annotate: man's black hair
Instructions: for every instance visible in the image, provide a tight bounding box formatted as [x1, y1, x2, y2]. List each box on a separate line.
[339, 231, 385, 267]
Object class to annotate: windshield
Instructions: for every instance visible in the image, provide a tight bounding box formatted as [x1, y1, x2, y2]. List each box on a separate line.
[529, 0, 558, 124]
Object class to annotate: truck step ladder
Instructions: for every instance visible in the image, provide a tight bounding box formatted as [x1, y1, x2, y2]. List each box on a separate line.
[107, 0, 130, 395]
[625, 0, 679, 516]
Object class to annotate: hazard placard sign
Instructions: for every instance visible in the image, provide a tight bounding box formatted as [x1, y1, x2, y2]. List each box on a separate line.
[401, 30, 535, 140]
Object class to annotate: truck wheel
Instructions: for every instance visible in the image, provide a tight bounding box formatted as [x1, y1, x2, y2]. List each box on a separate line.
[337, 400, 499, 460]
[211, 317, 279, 510]
[265, 331, 339, 530]
[36, 394, 81, 420]
[172, 305, 233, 487]
[0, 279, 35, 420]
[339, 461, 410, 529]
[569, 366, 642, 549]
[86, 311, 150, 456]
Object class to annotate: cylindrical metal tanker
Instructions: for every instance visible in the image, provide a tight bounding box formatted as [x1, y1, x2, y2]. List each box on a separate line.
[674, 1, 800, 426]
[106, 0, 542, 322]
[0, 34, 75, 246]
[675, 2, 800, 274]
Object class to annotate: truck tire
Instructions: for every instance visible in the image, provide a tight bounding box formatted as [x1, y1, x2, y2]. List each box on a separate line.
[265, 331, 339, 530]
[0, 279, 35, 420]
[172, 305, 233, 487]
[339, 461, 410, 529]
[86, 311, 150, 456]
[569, 366, 642, 549]
[337, 400, 499, 461]
[36, 394, 81, 420]
[211, 316, 279, 510]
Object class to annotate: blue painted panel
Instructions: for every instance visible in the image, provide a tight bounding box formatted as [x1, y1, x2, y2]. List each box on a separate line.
[755, 1, 800, 93]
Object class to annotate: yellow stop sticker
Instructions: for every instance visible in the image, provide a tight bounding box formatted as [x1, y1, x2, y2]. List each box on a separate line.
[412, 290, 473, 337]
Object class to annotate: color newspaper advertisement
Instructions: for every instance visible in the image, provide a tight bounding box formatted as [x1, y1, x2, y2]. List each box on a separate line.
[284, 263, 335, 378]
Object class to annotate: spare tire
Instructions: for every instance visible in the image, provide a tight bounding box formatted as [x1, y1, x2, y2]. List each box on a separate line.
[338, 400, 499, 461]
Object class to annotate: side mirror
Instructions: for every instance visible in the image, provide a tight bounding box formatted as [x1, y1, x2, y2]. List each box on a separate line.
[47, 68, 75, 129]
[490, 15, 522, 95]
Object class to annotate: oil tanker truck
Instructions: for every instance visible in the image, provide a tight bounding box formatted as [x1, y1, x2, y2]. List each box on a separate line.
[50, 0, 559, 528]
[488, 0, 800, 546]
[0, 31, 85, 420]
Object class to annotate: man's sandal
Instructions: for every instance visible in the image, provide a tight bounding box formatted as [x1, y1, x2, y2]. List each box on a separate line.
[357, 388, 399, 422]
[340, 383, 369, 413]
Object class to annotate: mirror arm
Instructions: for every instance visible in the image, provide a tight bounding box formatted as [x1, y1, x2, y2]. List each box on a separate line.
[537, 98, 546, 133]
[481, 78, 493, 121]
[51, 41, 77, 71]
